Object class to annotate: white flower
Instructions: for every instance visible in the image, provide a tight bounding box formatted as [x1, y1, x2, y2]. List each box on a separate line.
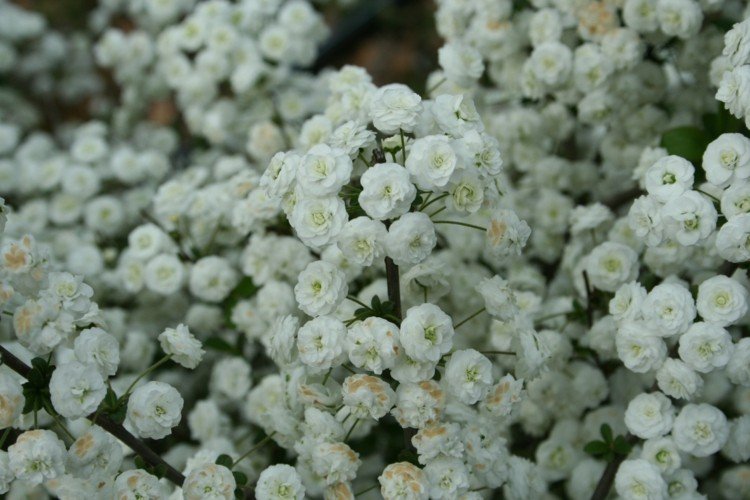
[672, 403, 729, 457]
[727, 338, 750, 386]
[127, 381, 184, 439]
[702, 133, 750, 187]
[716, 65, 750, 119]
[723, 19, 750, 66]
[405, 135, 458, 191]
[113, 470, 168, 499]
[391, 380, 445, 429]
[311, 441, 361, 485]
[385, 212, 436, 266]
[424, 456, 470, 499]
[399, 303, 454, 363]
[261, 151, 301, 199]
[446, 170, 484, 214]
[290, 196, 348, 248]
[44, 271, 93, 313]
[656, 358, 703, 400]
[127, 224, 169, 260]
[628, 195, 665, 247]
[379, 462, 429, 500]
[8, 429, 67, 485]
[438, 41, 484, 87]
[0, 372, 24, 429]
[342, 373, 396, 420]
[158, 323, 204, 369]
[358, 162, 416, 221]
[529, 41, 572, 87]
[657, 0, 703, 39]
[67, 425, 122, 478]
[297, 315, 347, 371]
[585, 242, 639, 292]
[642, 283, 696, 337]
[210, 357, 252, 401]
[184, 463, 236, 500]
[412, 422, 463, 464]
[614, 459, 668, 500]
[295, 260, 348, 317]
[256, 464, 305, 500]
[624, 392, 675, 439]
[609, 281, 647, 323]
[346, 316, 400, 374]
[49, 360, 106, 419]
[720, 181, 750, 219]
[74, 327, 120, 377]
[143, 253, 184, 295]
[482, 374, 524, 419]
[486, 209, 531, 259]
[678, 322, 733, 373]
[641, 437, 681, 474]
[336, 216, 387, 266]
[369, 84, 422, 134]
[265, 315, 299, 368]
[476, 275, 518, 321]
[696, 275, 749, 326]
[616, 321, 668, 373]
[297, 144, 353, 197]
[716, 213, 750, 262]
[661, 191, 717, 246]
[189, 256, 239, 303]
[645, 155, 694, 203]
[443, 349, 493, 405]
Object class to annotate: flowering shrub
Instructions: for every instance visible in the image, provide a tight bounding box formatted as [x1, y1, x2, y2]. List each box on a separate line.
[1, 0, 750, 498]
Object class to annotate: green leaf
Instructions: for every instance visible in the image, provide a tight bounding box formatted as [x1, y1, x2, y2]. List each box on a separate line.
[613, 435, 633, 455]
[234, 488, 245, 499]
[215, 454, 234, 469]
[660, 126, 711, 164]
[584, 440, 609, 456]
[232, 471, 248, 486]
[134, 455, 147, 469]
[154, 463, 167, 479]
[30, 357, 49, 373]
[600, 423, 613, 444]
[109, 404, 127, 425]
[204, 336, 241, 356]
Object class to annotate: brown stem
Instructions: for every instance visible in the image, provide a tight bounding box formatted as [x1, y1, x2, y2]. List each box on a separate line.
[589, 434, 638, 500]
[384, 257, 402, 321]
[0, 345, 186, 487]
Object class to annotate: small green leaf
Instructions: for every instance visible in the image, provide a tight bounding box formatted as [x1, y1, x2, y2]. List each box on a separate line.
[584, 440, 609, 456]
[109, 405, 127, 425]
[660, 126, 711, 164]
[233, 471, 248, 486]
[134, 455, 147, 469]
[613, 435, 633, 455]
[216, 454, 234, 469]
[154, 464, 167, 479]
[600, 423, 613, 444]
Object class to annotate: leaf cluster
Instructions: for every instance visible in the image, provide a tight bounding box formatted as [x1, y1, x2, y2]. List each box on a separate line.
[583, 424, 632, 463]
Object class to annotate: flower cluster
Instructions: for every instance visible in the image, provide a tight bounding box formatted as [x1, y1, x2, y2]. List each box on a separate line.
[0, 0, 750, 499]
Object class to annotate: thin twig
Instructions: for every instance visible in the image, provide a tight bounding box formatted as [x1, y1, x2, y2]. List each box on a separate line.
[590, 434, 638, 500]
[0, 345, 186, 487]
[384, 257, 402, 321]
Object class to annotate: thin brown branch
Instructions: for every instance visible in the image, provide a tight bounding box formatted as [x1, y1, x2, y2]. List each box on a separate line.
[0, 345, 186, 487]
[589, 434, 638, 500]
[384, 256, 402, 321]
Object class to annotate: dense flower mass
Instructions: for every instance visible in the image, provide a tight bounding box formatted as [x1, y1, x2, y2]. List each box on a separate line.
[0, 0, 750, 498]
